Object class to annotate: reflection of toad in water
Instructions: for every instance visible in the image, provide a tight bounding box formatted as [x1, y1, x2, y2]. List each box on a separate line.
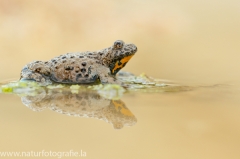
[21, 88, 137, 129]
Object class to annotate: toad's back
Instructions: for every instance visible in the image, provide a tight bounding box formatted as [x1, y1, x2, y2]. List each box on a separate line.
[47, 53, 100, 84]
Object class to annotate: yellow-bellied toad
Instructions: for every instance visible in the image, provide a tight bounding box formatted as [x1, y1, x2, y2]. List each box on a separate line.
[20, 40, 137, 85]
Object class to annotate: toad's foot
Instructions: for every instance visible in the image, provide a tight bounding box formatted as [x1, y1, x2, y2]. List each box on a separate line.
[99, 75, 122, 85]
[20, 61, 52, 86]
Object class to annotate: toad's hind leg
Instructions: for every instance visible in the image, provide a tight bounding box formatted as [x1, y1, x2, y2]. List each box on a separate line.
[97, 67, 122, 85]
[20, 61, 52, 85]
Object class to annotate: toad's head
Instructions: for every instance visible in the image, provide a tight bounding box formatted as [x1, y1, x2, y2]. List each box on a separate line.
[104, 40, 137, 75]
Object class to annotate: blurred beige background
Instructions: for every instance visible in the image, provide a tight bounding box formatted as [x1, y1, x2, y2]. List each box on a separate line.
[1, 1, 240, 159]
[0, 0, 240, 84]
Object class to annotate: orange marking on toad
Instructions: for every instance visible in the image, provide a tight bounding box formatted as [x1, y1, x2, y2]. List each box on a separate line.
[112, 55, 134, 74]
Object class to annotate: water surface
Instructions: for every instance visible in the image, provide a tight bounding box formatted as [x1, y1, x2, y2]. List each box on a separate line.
[0, 80, 240, 159]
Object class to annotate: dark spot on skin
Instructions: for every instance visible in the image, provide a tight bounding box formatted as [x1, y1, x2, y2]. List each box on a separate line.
[124, 48, 129, 51]
[54, 62, 57, 64]
[36, 68, 41, 72]
[75, 70, 79, 73]
[82, 62, 86, 66]
[118, 54, 124, 59]
[109, 63, 115, 70]
[99, 53, 103, 56]
[35, 61, 40, 63]
[62, 56, 66, 59]
[88, 66, 92, 74]
[88, 53, 92, 55]
[81, 68, 86, 73]
[85, 74, 89, 77]
[44, 72, 50, 76]
[55, 66, 59, 69]
[91, 75, 98, 81]
[45, 62, 48, 64]
[52, 60, 56, 62]
[118, 61, 122, 65]
[65, 66, 74, 70]
[112, 68, 121, 75]
[70, 56, 74, 58]
[76, 74, 82, 81]
[71, 62, 75, 64]
[79, 56, 84, 58]
[125, 52, 130, 56]
[62, 60, 66, 63]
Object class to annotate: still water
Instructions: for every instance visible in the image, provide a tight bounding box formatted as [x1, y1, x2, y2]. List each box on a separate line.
[0, 78, 240, 159]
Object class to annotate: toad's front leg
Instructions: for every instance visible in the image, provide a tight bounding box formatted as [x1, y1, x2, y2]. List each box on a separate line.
[20, 61, 52, 85]
[97, 66, 122, 85]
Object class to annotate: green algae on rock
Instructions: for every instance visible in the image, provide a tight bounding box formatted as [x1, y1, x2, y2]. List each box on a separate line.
[96, 84, 125, 100]
[0, 72, 191, 98]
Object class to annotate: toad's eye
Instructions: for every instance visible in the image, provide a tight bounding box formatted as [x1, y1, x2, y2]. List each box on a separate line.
[113, 40, 124, 49]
